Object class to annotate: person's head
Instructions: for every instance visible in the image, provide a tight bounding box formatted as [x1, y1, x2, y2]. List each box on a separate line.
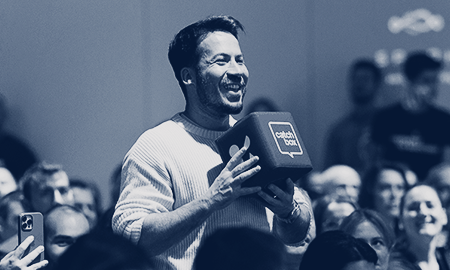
[168, 15, 249, 117]
[194, 227, 286, 270]
[44, 205, 90, 264]
[425, 163, 450, 209]
[298, 170, 325, 203]
[245, 97, 279, 114]
[69, 178, 101, 229]
[398, 184, 447, 243]
[0, 167, 17, 199]
[348, 59, 382, 106]
[314, 195, 358, 235]
[0, 191, 25, 240]
[359, 162, 410, 222]
[53, 230, 154, 270]
[300, 230, 377, 270]
[340, 209, 395, 270]
[20, 162, 74, 214]
[321, 165, 361, 203]
[403, 51, 442, 106]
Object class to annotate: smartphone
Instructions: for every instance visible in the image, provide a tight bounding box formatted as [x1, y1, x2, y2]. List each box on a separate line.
[18, 212, 45, 264]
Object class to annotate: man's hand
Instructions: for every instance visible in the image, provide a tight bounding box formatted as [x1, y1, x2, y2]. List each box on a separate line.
[257, 178, 295, 218]
[0, 236, 48, 270]
[207, 145, 261, 210]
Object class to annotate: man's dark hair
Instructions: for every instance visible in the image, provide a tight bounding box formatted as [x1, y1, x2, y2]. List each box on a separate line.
[20, 161, 64, 202]
[350, 59, 382, 84]
[403, 51, 442, 82]
[168, 15, 245, 95]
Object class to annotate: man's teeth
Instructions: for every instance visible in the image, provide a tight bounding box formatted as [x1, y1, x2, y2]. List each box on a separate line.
[224, 84, 241, 90]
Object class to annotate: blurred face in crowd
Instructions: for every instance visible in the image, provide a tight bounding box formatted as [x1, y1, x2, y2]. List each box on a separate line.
[45, 208, 90, 263]
[0, 168, 17, 199]
[374, 169, 406, 219]
[29, 171, 74, 213]
[400, 186, 447, 242]
[322, 201, 356, 232]
[72, 186, 97, 229]
[410, 69, 440, 107]
[0, 200, 24, 239]
[350, 68, 379, 105]
[322, 166, 361, 203]
[428, 166, 450, 209]
[193, 31, 249, 117]
[352, 221, 390, 270]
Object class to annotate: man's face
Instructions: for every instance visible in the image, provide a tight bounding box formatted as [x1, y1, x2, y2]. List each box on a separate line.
[72, 187, 97, 229]
[45, 211, 90, 263]
[410, 69, 440, 106]
[0, 168, 17, 199]
[194, 31, 249, 117]
[350, 68, 378, 105]
[30, 171, 74, 213]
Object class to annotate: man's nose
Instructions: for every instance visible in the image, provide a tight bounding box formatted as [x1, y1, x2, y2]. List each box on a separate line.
[53, 189, 65, 204]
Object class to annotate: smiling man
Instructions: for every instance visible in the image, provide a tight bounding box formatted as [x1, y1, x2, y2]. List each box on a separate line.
[113, 16, 312, 270]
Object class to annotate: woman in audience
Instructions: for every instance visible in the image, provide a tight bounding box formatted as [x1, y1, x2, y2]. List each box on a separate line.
[389, 184, 449, 270]
[340, 209, 395, 270]
[359, 162, 410, 232]
[313, 194, 358, 235]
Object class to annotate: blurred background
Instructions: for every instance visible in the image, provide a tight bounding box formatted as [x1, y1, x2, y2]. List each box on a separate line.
[0, 0, 449, 208]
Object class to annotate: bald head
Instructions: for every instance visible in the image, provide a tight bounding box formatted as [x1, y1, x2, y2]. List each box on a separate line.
[321, 165, 361, 203]
[44, 205, 90, 263]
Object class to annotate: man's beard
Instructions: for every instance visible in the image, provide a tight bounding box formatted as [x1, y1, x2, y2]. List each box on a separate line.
[196, 72, 244, 115]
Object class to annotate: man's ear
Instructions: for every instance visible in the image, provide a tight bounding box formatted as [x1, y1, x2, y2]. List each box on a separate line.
[181, 67, 196, 87]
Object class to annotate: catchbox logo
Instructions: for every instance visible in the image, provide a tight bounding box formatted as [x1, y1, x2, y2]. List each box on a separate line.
[268, 122, 303, 158]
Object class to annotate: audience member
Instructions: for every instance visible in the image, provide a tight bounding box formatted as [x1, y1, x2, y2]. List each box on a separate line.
[313, 195, 358, 235]
[389, 184, 449, 270]
[426, 163, 450, 213]
[70, 178, 102, 229]
[359, 162, 410, 231]
[94, 164, 121, 233]
[20, 162, 74, 214]
[0, 93, 38, 181]
[320, 165, 361, 203]
[0, 168, 17, 200]
[340, 209, 395, 270]
[193, 227, 286, 270]
[371, 51, 450, 181]
[324, 59, 382, 175]
[113, 15, 312, 270]
[53, 230, 154, 270]
[297, 170, 324, 205]
[244, 97, 279, 115]
[0, 235, 48, 270]
[300, 230, 378, 270]
[0, 191, 26, 257]
[44, 205, 90, 269]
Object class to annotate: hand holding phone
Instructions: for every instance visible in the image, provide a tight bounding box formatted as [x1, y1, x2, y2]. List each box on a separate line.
[0, 235, 48, 270]
[17, 213, 45, 265]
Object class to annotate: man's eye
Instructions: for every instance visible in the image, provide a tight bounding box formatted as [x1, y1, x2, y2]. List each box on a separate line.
[54, 239, 75, 247]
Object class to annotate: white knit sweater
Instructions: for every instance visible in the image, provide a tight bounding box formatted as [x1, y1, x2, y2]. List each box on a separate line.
[112, 113, 272, 270]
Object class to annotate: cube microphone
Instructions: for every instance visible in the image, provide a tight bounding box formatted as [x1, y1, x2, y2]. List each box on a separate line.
[215, 112, 313, 191]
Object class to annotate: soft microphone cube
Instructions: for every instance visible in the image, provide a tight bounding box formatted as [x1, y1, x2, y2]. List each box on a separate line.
[215, 112, 313, 190]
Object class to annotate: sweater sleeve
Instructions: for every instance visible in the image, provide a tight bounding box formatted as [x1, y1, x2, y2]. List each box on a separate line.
[112, 131, 175, 244]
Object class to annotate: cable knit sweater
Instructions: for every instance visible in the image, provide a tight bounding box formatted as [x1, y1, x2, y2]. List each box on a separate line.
[113, 113, 276, 270]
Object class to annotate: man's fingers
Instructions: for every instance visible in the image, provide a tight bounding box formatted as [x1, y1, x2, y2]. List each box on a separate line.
[21, 245, 44, 267]
[15, 235, 34, 258]
[234, 165, 261, 185]
[27, 259, 49, 270]
[226, 146, 251, 170]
